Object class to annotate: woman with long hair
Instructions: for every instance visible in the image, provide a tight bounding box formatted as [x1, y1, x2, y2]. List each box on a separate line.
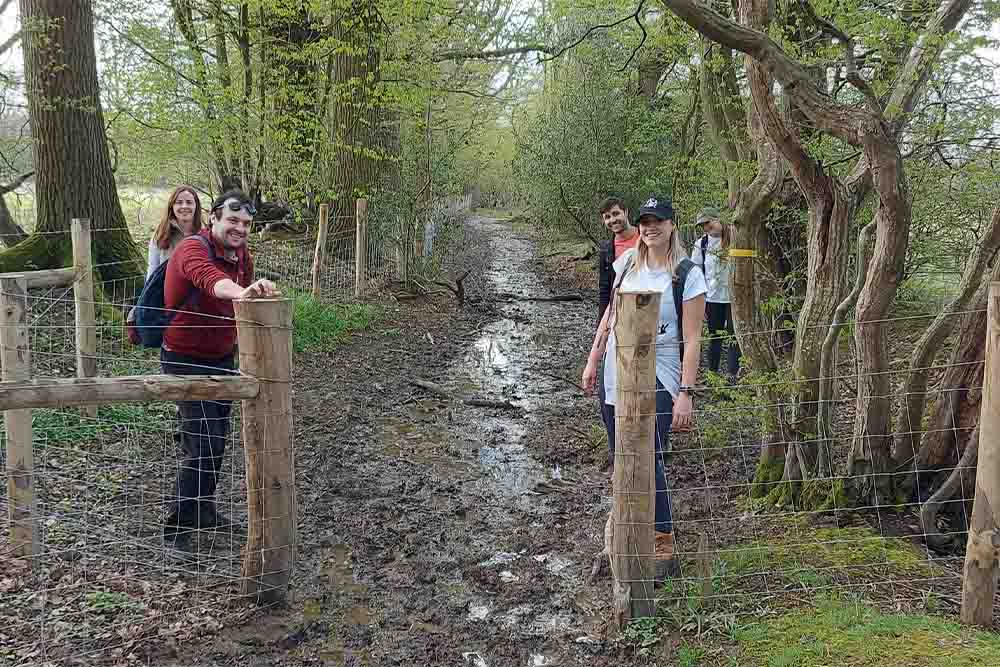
[582, 196, 707, 580]
[691, 206, 741, 379]
[147, 186, 203, 279]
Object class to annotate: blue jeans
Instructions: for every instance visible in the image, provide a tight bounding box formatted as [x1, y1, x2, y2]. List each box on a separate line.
[602, 380, 674, 534]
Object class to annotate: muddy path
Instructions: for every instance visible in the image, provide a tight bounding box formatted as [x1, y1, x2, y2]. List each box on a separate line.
[160, 214, 748, 667]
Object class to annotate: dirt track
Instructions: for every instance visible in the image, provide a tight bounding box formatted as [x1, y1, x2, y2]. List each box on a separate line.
[156, 214, 755, 666]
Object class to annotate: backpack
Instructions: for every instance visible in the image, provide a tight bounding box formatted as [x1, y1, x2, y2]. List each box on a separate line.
[698, 235, 710, 270]
[130, 235, 213, 348]
[673, 258, 695, 361]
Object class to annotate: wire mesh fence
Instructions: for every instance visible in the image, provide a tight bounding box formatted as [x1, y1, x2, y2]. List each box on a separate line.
[0, 240, 296, 664]
[600, 287, 991, 625]
[0, 196, 475, 663]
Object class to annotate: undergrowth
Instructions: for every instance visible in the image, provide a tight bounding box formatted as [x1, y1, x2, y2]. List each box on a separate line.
[619, 516, 978, 665]
[290, 291, 380, 353]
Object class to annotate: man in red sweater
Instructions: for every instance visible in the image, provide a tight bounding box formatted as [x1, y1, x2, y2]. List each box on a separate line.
[161, 189, 279, 561]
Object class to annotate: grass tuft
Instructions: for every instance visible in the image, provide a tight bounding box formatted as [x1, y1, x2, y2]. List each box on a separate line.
[733, 593, 1000, 666]
[290, 291, 380, 354]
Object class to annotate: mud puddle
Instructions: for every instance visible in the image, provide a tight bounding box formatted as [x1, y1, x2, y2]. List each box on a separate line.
[368, 217, 601, 657]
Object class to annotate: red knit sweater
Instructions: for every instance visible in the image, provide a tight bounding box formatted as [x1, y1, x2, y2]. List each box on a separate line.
[162, 230, 254, 360]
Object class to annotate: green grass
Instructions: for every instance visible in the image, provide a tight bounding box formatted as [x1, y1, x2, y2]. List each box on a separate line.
[718, 521, 939, 592]
[1, 404, 171, 448]
[733, 594, 1000, 666]
[290, 291, 381, 353]
[638, 516, 975, 665]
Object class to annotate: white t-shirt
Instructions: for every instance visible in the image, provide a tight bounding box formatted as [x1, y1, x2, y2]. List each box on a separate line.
[603, 248, 707, 406]
[691, 235, 731, 303]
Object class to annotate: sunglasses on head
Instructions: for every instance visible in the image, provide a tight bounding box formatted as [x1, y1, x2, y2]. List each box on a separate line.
[212, 201, 256, 216]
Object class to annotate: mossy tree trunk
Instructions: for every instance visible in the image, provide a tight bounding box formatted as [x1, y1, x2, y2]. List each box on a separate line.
[3, 0, 143, 284]
[700, 34, 791, 497]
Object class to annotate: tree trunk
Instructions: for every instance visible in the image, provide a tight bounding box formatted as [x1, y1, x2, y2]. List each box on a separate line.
[329, 3, 384, 229]
[893, 205, 1000, 484]
[915, 292, 988, 485]
[263, 2, 324, 207]
[2, 0, 143, 282]
[847, 135, 912, 506]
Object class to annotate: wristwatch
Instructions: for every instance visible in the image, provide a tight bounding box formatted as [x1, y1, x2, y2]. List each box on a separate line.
[679, 385, 694, 396]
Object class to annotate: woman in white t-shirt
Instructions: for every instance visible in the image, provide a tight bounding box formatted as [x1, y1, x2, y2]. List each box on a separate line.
[691, 206, 741, 378]
[582, 196, 707, 581]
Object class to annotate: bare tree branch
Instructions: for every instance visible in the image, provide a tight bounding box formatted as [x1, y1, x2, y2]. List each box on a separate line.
[796, 0, 882, 115]
[0, 170, 33, 196]
[540, 1, 647, 65]
[432, 44, 554, 61]
[559, 183, 600, 247]
[0, 30, 19, 59]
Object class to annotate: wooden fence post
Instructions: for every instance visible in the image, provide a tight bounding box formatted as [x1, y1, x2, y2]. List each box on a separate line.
[355, 198, 368, 299]
[71, 218, 97, 418]
[236, 297, 295, 604]
[396, 217, 411, 285]
[611, 289, 661, 627]
[961, 281, 1000, 626]
[1, 275, 38, 559]
[310, 204, 330, 300]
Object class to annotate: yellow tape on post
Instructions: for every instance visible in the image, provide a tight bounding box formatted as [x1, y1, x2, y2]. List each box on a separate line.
[728, 248, 757, 257]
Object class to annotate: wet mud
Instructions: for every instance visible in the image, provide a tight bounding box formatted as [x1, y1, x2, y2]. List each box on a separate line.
[166, 216, 684, 666]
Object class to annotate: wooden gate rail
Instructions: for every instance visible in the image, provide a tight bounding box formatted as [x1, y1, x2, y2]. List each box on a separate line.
[1, 245, 295, 604]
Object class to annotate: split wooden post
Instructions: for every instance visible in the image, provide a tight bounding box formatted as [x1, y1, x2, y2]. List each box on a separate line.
[354, 198, 368, 299]
[71, 218, 97, 418]
[235, 297, 295, 604]
[961, 281, 1000, 626]
[396, 217, 410, 285]
[310, 204, 330, 300]
[1, 275, 38, 558]
[611, 289, 661, 626]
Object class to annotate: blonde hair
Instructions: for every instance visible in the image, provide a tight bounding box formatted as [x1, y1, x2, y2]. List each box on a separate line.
[636, 221, 687, 275]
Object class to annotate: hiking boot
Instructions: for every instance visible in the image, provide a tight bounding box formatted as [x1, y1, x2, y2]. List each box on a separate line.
[199, 504, 246, 534]
[163, 531, 196, 563]
[654, 531, 681, 582]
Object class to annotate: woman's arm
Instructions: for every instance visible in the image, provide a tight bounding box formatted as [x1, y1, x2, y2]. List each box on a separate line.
[582, 298, 615, 393]
[681, 294, 706, 388]
[146, 240, 160, 280]
[674, 293, 706, 430]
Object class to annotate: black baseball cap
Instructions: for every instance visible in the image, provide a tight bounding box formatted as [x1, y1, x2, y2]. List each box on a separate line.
[636, 196, 675, 223]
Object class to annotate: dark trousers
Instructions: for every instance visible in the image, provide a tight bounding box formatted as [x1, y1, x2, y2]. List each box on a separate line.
[602, 380, 674, 534]
[160, 348, 235, 536]
[706, 301, 741, 377]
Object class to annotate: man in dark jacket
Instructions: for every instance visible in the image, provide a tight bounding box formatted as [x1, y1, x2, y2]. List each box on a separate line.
[161, 189, 280, 561]
[597, 197, 639, 323]
[596, 197, 639, 470]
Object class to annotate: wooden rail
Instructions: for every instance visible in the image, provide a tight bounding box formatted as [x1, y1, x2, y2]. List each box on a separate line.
[0, 267, 77, 289]
[0, 375, 260, 410]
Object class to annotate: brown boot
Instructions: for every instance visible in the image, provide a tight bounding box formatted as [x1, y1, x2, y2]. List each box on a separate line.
[655, 531, 680, 582]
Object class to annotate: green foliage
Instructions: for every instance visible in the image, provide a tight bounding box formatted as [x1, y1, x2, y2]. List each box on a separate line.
[733, 594, 1000, 666]
[290, 291, 380, 353]
[511, 6, 727, 242]
[86, 591, 135, 613]
[0, 405, 169, 447]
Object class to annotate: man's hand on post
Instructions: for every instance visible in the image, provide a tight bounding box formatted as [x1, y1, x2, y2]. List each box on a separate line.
[239, 279, 281, 300]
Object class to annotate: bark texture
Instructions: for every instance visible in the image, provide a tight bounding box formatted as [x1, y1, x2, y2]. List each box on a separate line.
[3, 0, 143, 282]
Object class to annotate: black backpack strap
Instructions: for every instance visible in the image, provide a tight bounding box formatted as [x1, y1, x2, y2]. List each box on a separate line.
[674, 258, 695, 358]
[176, 235, 216, 310]
[700, 235, 709, 267]
[598, 240, 614, 268]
